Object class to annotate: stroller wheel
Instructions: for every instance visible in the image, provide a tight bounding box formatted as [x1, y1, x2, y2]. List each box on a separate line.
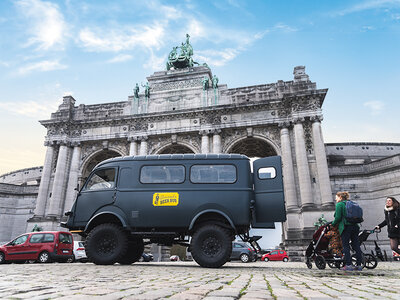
[305, 259, 312, 269]
[364, 254, 378, 269]
[315, 255, 326, 270]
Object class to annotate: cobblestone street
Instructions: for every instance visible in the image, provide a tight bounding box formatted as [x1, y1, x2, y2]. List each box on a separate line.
[1, 261, 400, 299]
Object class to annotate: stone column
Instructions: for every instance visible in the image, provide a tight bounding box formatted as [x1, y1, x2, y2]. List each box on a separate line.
[48, 142, 71, 217]
[293, 118, 314, 208]
[63, 143, 81, 214]
[139, 136, 148, 155]
[279, 123, 298, 211]
[200, 130, 210, 154]
[311, 115, 333, 208]
[212, 129, 222, 153]
[128, 137, 139, 156]
[34, 141, 55, 216]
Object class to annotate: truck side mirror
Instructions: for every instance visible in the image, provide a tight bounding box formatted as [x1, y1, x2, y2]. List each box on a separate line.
[74, 184, 80, 191]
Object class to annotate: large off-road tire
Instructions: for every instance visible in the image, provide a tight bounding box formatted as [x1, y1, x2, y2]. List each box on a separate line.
[85, 223, 128, 265]
[118, 237, 144, 265]
[38, 251, 51, 263]
[191, 224, 232, 268]
[0, 252, 5, 264]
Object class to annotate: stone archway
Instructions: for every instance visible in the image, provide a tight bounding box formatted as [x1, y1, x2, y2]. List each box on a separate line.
[80, 149, 123, 182]
[227, 136, 278, 158]
[157, 144, 196, 154]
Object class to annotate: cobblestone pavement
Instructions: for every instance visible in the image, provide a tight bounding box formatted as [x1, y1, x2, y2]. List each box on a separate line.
[1, 261, 400, 299]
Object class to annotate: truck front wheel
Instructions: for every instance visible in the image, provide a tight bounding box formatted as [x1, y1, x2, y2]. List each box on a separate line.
[191, 224, 232, 268]
[86, 223, 128, 265]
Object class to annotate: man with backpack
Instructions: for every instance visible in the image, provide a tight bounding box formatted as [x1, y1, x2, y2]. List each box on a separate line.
[331, 191, 364, 271]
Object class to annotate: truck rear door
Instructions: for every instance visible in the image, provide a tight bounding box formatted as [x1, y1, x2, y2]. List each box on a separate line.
[252, 156, 286, 228]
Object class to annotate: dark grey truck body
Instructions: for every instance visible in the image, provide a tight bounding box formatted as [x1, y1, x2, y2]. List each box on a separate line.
[63, 154, 285, 267]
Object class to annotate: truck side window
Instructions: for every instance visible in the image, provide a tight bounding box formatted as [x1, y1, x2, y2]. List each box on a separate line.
[85, 168, 116, 190]
[140, 165, 185, 184]
[258, 167, 276, 179]
[190, 165, 236, 183]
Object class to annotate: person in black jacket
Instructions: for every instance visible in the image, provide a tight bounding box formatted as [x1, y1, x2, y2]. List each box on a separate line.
[375, 197, 400, 255]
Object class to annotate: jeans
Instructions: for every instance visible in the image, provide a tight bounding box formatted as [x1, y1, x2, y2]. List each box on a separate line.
[341, 225, 363, 266]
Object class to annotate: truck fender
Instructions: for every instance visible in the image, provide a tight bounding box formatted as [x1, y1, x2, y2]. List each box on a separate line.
[189, 209, 236, 231]
[84, 210, 128, 233]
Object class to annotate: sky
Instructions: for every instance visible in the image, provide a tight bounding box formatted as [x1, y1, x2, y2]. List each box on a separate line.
[0, 0, 399, 249]
[1, 0, 400, 176]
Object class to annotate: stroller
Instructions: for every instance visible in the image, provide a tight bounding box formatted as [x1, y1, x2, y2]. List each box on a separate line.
[305, 224, 378, 269]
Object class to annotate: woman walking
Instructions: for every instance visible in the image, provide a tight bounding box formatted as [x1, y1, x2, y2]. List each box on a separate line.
[331, 191, 363, 271]
[375, 197, 400, 255]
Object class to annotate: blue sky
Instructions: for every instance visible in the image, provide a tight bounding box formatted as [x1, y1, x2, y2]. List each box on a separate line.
[1, 0, 400, 177]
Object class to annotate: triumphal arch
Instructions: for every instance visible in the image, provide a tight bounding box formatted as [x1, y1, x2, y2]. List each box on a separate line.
[28, 35, 335, 255]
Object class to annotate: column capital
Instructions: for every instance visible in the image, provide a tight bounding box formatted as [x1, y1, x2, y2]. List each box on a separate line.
[44, 140, 55, 147]
[278, 121, 291, 129]
[199, 130, 210, 136]
[139, 135, 148, 141]
[211, 129, 222, 135]
[56, 140, 70, 147]
[310, 115, 323, 122]
[292, 117, 305, 124]
[128, 136, 141, 142]
[71, 141, 81, 147]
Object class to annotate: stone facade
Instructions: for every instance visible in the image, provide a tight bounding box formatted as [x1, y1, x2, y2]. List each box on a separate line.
[1, 65, 399, 260]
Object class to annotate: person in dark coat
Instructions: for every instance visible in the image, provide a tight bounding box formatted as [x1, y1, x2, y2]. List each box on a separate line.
[375, 197, 400, 255]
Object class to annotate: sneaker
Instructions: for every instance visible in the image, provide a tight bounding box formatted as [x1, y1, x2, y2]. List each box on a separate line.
[341, 265, 355, 271]
[354, 265, 363, 271]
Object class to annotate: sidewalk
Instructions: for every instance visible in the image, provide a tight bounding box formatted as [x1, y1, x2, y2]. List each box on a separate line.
[0, 261, 399, 299]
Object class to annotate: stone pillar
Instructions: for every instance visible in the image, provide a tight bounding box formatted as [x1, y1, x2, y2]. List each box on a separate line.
[63, 143, 81, 214]
[48, 142, 70, 217]
[139, 136, 148, 155]
[34, 141, 55, 216]
[293, 118, 314, 208]
[311, 115, 333, 208]
[279, 123, 298, 211]
[128, 137, 139, 156]
[200, 130, 210, 154]
[212, 129, 222, 153]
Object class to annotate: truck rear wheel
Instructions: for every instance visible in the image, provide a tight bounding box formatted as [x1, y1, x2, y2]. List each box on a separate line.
[86, 223, 128, 265]
[191, 224, 232, 268]
[118, 237, 144, 265]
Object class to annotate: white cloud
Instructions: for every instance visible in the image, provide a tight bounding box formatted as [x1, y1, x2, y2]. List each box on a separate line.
[196, 48, 240, 66]
[16, 0, 68, 50]
[0, 99, 60, 119]
[363, 101, 384, 115]
[107, 54, 133, 63]
[335, 0, 400, 16]
[17, 60, 67, 75]
[143, 49, 165, 70]
[79, 23, 166, 52]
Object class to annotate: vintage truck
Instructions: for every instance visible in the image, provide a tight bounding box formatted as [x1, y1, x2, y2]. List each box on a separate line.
[62, 154, 286, 267]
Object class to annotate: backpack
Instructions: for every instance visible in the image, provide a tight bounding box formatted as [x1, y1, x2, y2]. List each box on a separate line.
[345, 200, 363, 224]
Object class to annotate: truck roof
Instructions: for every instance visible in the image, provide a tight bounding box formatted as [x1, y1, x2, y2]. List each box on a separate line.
[96, 153, 249, 169]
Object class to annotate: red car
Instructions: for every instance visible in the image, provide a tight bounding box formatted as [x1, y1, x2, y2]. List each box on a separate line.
[0, 231, 74, 264]
[261, 250, 289, 262]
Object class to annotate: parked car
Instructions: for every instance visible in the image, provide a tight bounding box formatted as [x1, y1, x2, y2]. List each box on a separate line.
[141, 253, 153, 262]
[230, 242, 256, 263]
[261, 250, 289, 262]
[73, 241, 88, 262]
[0, 231, 74, 264]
